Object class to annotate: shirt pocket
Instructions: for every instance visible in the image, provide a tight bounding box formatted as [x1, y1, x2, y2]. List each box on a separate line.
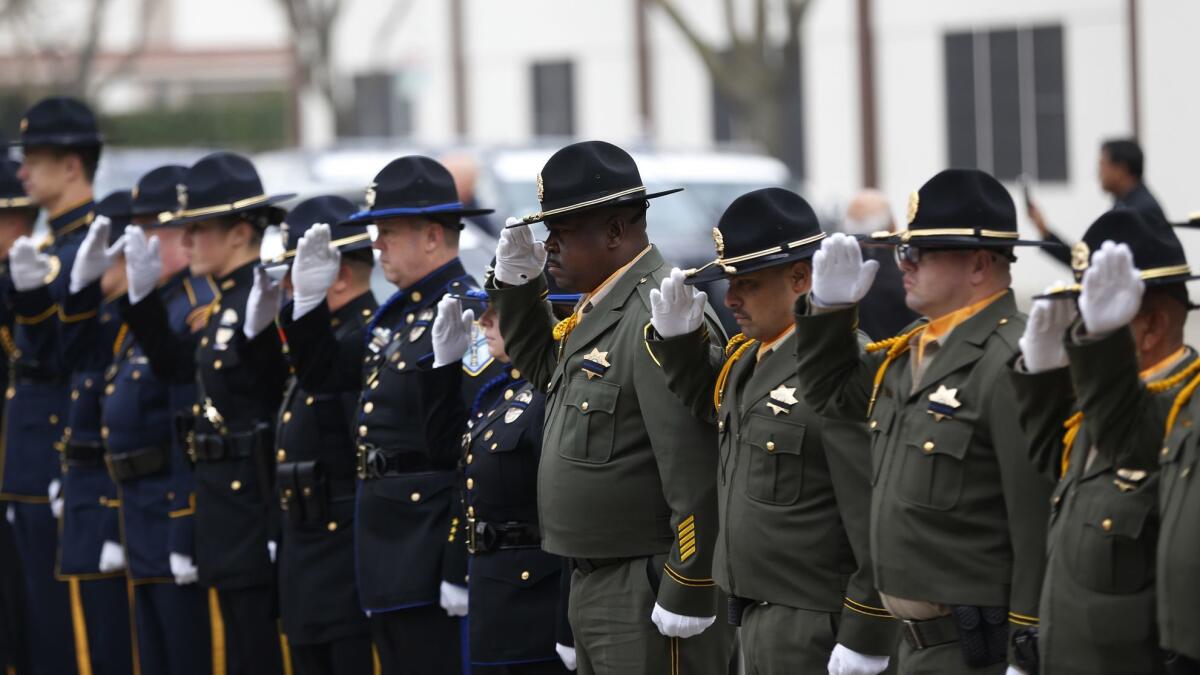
[556, 377, 620, 464]
[896, 417, 972, 511]
[742, 413, 806, 506]
[1069, 489, 1155, 595]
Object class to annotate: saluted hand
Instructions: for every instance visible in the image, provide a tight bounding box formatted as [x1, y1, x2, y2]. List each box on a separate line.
[1079, 240, 1144, 335]
[650, 602, 715, 639]
[9, 236, 52, 292]
[291, 223, 342, 320]
[810, 233, 879, 308]
[493, 217, 547, 286]
[1018, 285, 1078, 373]
[827, 643, 890, 675]
[123, 226, 162, 304]
[431, 295, 474, 368]
[244, 266, 283, 339]
[649, 267, 707, 338]
[69, 216, 125, 294]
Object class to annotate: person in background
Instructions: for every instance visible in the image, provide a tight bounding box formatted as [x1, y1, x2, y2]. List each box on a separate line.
[841, 189, 919, 340]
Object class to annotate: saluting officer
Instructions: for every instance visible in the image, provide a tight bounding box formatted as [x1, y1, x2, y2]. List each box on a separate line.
[246, 196, 376, 675]
[792, 169, 1058, 674]
[486, 140, 734, 675]
[1011, 211, 1198, 674]
[120, 152, 292, 674]
[280, 156, 500, 673]
[644, 188, 897, 674]
[5, 96, 104, 675]
[426, 286, 579, 674]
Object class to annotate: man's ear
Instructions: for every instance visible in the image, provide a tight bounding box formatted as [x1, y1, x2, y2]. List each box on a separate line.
[605, 212, 626, 250]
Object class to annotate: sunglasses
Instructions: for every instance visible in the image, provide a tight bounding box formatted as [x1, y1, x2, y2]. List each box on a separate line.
[893, 245, 1013, 268]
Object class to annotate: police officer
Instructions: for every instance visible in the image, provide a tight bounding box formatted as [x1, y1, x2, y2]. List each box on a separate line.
[1010, 211, 1197, 674]
[121, 151, 291, 674]
[246, 196, 375, 675]
[426, 287, 578, 674]
[792, 169, 1058, 674]
[644, 188, 897, 674]
[280, 156, 500, 673]
[75, 164, 216, 675]
[487, 140, 734, 674]
[5, 96, 104, 675]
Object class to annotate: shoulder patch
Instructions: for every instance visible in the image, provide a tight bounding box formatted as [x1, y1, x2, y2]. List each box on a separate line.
[461, 322, 494, 376]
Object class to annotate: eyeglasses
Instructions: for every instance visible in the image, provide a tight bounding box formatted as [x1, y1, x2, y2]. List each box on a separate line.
[893, 244, 928, 267]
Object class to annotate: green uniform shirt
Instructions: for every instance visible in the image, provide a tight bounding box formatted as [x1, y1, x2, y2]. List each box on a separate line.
[647, 325, 897, 656]
[792, 291, 1052, 657]
[486, 246, 726, 618]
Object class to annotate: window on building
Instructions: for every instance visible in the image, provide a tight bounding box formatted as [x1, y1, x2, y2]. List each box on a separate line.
[532, 61, 575, 137]
[944, 25, 1067, 182]
[350, 72, 413, 138]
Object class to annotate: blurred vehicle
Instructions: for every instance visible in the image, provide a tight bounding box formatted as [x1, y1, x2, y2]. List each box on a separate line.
[93, 147, 218, 198]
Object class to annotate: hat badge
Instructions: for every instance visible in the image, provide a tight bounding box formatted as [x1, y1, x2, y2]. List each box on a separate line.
[364, 182, 377, 209]
[18, 118, 27, 133]
[131, 186, 140, 200]
[906, 192, 920, 225]
[536, 173, 545, 203]
[176, 184, 188, 212]
[712, 227, 725, 257]
[1071, 241, 1090, 277]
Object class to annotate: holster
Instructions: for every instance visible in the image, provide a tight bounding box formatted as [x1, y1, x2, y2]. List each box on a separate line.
[1012, 626, 1040, 675]
[727, 595, 754, 627]
[953, 605, 1008, 669]
[277, 461, 328, 529]
[107, 446, 168, 482]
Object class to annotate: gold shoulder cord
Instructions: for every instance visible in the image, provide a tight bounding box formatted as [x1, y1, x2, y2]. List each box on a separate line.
[712, 334, 757, 411]
[864, 324, 927, 416]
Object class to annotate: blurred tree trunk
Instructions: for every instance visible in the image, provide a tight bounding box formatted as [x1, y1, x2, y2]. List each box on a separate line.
[648, 0, 812, 176]
[276, 0, 348, 137]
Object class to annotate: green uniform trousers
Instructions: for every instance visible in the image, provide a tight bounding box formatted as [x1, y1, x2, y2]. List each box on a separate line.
[741, 603, 835, 674]
[896, 640, 1006, 675]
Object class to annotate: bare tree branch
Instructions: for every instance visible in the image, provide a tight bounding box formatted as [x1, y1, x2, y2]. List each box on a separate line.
[648, 0, 735, 92]
[753, 0, 767, 57]
[90, 0, 157, 96]
[72, 0, 112, 97]
[721, 0, 739, 50]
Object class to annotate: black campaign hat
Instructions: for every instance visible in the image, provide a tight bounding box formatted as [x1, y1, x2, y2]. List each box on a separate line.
[342, 155, 493, 225]
[171, 152, 293, 226]
[261, 195, 368, 269]
[508, 140, 681, 227]
[867, 169, 1058, 250]
[131, 164, 188, 226]
[95, 190, 133, 246]
[686, 187, 825, 284]
[13, 97, 103, 148]
[0, 158, 33, 210]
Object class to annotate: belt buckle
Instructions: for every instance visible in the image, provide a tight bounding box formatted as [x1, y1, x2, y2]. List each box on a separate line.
[904, 619, 927, 650]
[357, 445, 385, 480]
[466, 517, 478, 554]
[355, 445, 368, 479]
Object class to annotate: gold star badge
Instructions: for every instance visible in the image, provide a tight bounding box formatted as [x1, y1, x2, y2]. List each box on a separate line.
[906, 191, 920, 224]
[767, 384, 798, 416]
[927, 385, 962, 421]
[365, 182, 377, 209]
[582, 348, 610, 380]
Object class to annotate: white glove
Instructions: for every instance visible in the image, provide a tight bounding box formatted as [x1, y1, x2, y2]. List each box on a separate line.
[9, 236, 52, 292]
[432, 296, 475, 368]
[650, 603, 715, 639]
[48, 479, 63, 519]
[493, 218, 547, 286]
[1018, 285, 1078, 373]
[1079, 240, 1144, 336]
[439, 581, 468, 617]
[291, 223, 340, 320]
[69, 216, 125, 294]
[810, 233, 880, 308]
[124, 226, 162, 305]
[827, 643, 890, 675]
[244, 267, 283, 339]
[169, 552, 198, 585]
[267, 540, 277, 563]
[98, 540, 126, 573]
[5, 504, 13, 525]
[555, 643, 577, 671]
[1005, 668, 1024, 675]
[650, 268, 708, 338]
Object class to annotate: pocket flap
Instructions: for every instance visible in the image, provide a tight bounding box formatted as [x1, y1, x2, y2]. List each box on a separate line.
[1086, 496, 1152, 540]
[908, 419, 973, 460]
[475, 551, 560, 586]
[564, 378, 619, 416]
[743, 413, 806, 455]
[367, 471, 455, 505]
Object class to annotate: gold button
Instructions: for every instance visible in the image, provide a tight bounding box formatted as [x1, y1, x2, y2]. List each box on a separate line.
[411, 291, 422, 303]
[105, 384, 115, 395]
[397, 361, 406, 370]
[101, 427, 109, 439]
[1052, 495, 1061, 505]
[1163, 446, 1171, 456]
[99, 496, 108, 506]
[5, 388, 13, 400]
[84, 378, 93, 388]
[277, 449, 286, 462]
[193, 404, 201, 415]
[302, 487, 313, 497]
[718, 420, 725, 432]
[359, 425, 368, 437]
[410, 492, 420, 502]
[466, 454, 473, 464]
[371, 381, 379, 390]
[520, 571, 530, 581]
[327, 521, 338, 532]
[167, 491, 175, 500]
[870, 420, 878, 429]
[364, 402, 375, 414]
[490, 442, 498, 450]
[766, 441, 776, 452]
[231, 480, 242, 491]
[200, 337, 209, 347]
[923, 441, 935, 453]
[306, 396, 314, 406]
[132, 370, 141, 380]
[406, 314, 415, 324]
[283, 488, 293, 499]
[1182, 467, 1192, 479]
[391, 353, 400, 363]
[467, 478, 474, 489]
[504, 389, 514, 400]
[484, 430, 494, 441]
[213, 359, 222, 370]
[363, 308, 372, 317]
[998, 318, 1009, 326]
[1101, 518, 1113, 532]
[467, 506, 475, 517]
[511, 369, 521, 379]
[71, 390, 79, 401]
[48, 414, 58, 425]
[581, 401, 589, 411]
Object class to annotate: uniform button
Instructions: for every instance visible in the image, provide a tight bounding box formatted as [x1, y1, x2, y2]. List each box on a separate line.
[200, 336, 209, 347]
[410, 492, 421, 502]
[193, 404, 201, 415]
[132, 371, 141, 380]
[490, 442, 498, 450]
[48, 414, 58, 425]
[167, 491, 175, 500]
[1182, 467, 1192, 479]
[282, 411, 292, 423]
[99, 496, 108, 506]
[870, 420, 878, 429]
[504, 389, 514, 400]
[362, 308, 372, 318]
[998, 318, 1009, 326]
[105, 384, 115, 395]
[511, 369, 521, 379]
[581, 401, 589, 411]
[277, 449, 287, 462]
[484, 430, 494, 441]
[370, 381, 379, 390]
[84, 378, 93, 388]
[1163, 446, 1171, 456]
[4, 388, 12, 400]
[718, 420, 724, 432]
[466, 454, 473, 464]
[213, 360, 222, 370]
[1101, 518, 1113, 532]
[406, 313, 415, 324]
[327, 521, 338, 532]
[101, 427, 109, 439]
[230, 480, 242, 492]
[390, 353, 400, 363]
[302, 487, 313, 497]
[358, 425, 368, 437]
[1052, 495, 1061, 505]
[306, 396, 314, 406]
[467, 506, 475, 517]
[71, 390, 79, 401]
[520, 571, 530, 581]
[466, 478, 474, 490]
[397, 361, 406, 370]
[923, 441, 935, 453]
[364, 402, 375, 414]
[411, 291, 422, 303]
[766, 441, 776, 452]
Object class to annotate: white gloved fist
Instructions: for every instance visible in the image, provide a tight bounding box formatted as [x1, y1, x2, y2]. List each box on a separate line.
[1005, 667, 1025, 675]
[291, 223, 340, 320]
[432, 296, 474, 368]
[69, 216, 125, 294]
[169, 552, 198, 585]
[9, 236, 52, 292]
[267, 540, 277, 563]
[493, 219, 547, 286]
[98, 540, 126, 573]
[124, 226, 162, 304]
[1079, 240, 1144, 336]
[650, 268, 708, 339]
[244, 267, 283, 339]
[439, 581, 468, 617]
[827, 643, 890, 675]
[810, 233, 879, 308]
[5, 504, 13, 525]
[650, 603, 715, 639]
[555, 643, 577, 671]
[1018, 285, 1078, 373]
[47, 479, 63, 519]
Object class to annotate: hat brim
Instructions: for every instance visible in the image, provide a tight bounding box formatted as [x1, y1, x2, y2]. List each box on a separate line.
[341, 204, 494, 225]
[170, 194, 294, 227]
[856, 233, 1064, 249]
[685, 241, 821, 285]
[11, 133, 105, 148]
[261, 232, 375, 268]
[508, 188, 683, 227]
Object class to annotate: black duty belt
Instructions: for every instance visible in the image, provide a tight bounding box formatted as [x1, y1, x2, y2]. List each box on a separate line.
[107, 446, 168, 482]
[12, 362, 66, 386]
[190, 429, 262, 462]
[356, 444, 431, 480]
[902, 614, 960, 651]
[64, 441, 106, 466]
[570, 556, 641, 575]
[467, 518, 540, 554]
